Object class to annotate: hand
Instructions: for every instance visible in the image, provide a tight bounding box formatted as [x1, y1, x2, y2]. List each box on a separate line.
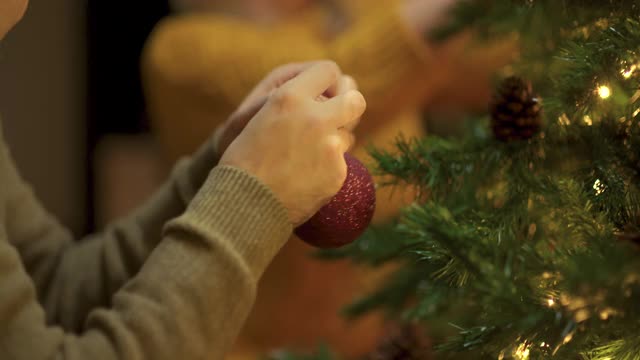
[220, 61, 366, 226]
[215, 61, 360, 155]
[214, 62, 311, 155]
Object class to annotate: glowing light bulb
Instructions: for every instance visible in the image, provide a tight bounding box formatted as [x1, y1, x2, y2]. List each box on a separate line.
[593, 179, 606, 196]
[563, 333, 574, 344]
[599, 307, 617, 320]
[622, 64, 636, 79]
[575, 309, 590, 322]
[583, 115, 593, 126]
[514, 343, 531, 360]
[598, 85, 612, 99]
[547, 298, 555, 307]
[558, 113, 571, 126]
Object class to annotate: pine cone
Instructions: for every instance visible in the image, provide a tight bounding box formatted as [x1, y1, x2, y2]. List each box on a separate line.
[367, 326, 430, 360]
[490, 76, 542, 142]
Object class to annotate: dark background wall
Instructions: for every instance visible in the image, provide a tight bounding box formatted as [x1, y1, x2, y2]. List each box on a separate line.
[0, 0, 87, 234]
[86, 0, 170, 231]
[0, 0, 169, 235]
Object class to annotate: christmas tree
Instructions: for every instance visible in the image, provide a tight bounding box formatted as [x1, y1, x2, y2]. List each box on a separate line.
[273, 1, 640, 359]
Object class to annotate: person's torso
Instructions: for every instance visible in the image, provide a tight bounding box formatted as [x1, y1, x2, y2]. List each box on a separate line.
[278, 0, 393, 40]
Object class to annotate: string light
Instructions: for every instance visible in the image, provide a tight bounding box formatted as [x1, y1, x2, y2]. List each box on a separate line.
[575, 309, 590, 322]
[593, 179, 606, 196]
[563, 333, 574, 345]
[547, 298, 555, 307]
[514, 342, 531, 360]
[621, 64, 637, 79]
[599, 307, 618, 320]
[558, 113, 571, 126]
[597, 85, 612, 99]
[583, 115, 594, 126]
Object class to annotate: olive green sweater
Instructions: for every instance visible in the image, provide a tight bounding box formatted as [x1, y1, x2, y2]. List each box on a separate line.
[0, 122, 292, 359]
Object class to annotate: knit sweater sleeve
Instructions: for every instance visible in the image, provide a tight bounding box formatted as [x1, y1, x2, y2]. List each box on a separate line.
[1, 131, 292, 359]
[141, 1, 433, 161]
[4, 135, 218, 331]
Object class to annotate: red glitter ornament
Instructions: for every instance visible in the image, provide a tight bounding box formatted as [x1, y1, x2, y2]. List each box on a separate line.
[295, 153, 376, 248]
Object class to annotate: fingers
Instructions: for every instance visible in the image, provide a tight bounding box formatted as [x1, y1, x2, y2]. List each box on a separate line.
[317, 75, 357, 101]
[337, 128, 356, 153]
[244, 61, 322, 105]
[334, 75, 361, 131]
[328, 129, 355, 157]
[265, 61, 364, 133]
[335, 75, 358, 96]
[321, 89, 366, 130]
[268, 61, 320, 88]
[282, 61, 342, 98]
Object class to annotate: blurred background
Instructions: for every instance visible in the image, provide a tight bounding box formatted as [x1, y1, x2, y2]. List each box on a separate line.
[0, 0, 170, 235]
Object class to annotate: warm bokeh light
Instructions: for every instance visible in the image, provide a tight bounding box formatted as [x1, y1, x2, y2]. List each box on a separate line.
[622, 64, 636, 79]
[584, 115, 594, 126]
[514, 342, 531, 360]
[598, 85, 612, 99]
[563, 333, 574, 345]
[593, 179, 606, 196]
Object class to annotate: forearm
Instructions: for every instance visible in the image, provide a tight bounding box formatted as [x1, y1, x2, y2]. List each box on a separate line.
[1, 166, 291, 360]
[9, 139, 219, 331]
[1, 235, 255, 360]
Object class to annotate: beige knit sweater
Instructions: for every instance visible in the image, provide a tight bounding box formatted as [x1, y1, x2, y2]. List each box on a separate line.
[0, 121, 292, 359]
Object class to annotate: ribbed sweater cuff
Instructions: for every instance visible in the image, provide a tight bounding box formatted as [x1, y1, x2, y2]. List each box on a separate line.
[165, 166, 292, 280]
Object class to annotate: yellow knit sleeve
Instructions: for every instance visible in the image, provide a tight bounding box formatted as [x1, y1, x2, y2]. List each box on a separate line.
[141, 1, 434, 161]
